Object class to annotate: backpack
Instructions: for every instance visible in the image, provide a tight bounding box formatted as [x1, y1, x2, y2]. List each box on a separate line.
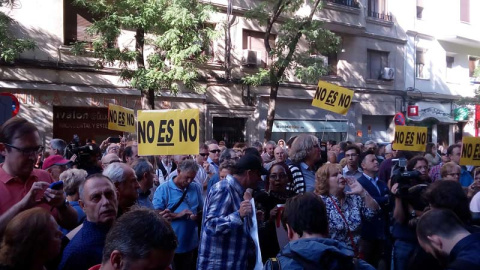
[268, 249, 357, 270]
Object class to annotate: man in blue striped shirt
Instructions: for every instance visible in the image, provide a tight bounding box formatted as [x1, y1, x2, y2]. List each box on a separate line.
[197, 154, 266, 270]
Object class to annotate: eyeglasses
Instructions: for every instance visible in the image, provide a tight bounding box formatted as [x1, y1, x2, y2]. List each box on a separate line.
[209, 150, 221, 154]
[4, 143, 44, 156]
[345, 154, 358, 158]
[269, 173, 287, 181]
[414, 166, 428, 171]
[199, 153, 208, 157]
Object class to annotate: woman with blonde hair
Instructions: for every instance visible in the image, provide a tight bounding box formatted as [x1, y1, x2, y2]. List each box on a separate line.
[60, 168, 88, 229]
[314, 163, 379, 255]
[0, 207, 63, 270]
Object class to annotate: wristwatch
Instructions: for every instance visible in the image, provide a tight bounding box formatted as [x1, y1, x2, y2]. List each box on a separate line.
[410, 210, 416, 217]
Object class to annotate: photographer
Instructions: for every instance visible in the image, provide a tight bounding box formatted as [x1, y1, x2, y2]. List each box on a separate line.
[66, 143, 103, 176]
[390, 156, 431, 270]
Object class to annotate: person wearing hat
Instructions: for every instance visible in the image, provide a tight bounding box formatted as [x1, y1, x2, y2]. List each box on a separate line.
[42, 154, 72, 181]
[197, 154, 267, 270]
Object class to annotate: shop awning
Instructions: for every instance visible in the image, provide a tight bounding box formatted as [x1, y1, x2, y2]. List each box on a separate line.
[408, 115, 457, 124]
[272, 120, 347, 133]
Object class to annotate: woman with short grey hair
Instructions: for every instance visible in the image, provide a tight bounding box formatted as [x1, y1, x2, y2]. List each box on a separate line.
[60, 168, 88, 229]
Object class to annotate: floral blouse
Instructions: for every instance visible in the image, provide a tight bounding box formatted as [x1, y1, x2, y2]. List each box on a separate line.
[319, 194, 377, 250]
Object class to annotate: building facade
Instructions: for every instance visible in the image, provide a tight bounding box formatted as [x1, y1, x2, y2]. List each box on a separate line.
[1, 0, 478, 147]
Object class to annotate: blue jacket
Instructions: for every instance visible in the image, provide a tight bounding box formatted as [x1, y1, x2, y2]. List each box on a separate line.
[357, 174, 391, 240]
[263, 237, 374, 270]
[447, 233, 480, 270]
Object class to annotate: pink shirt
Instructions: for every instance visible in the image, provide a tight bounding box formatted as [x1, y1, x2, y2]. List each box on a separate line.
[0, 163, 57, 216]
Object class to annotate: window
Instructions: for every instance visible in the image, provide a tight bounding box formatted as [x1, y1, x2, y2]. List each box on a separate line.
[416, 0, 424, 19]
[367, 50, 388, 79]
[242, 30, 276, 67]
[446, 56, 454, 81]
[367, 0, 392, 21]
[460, 0, 470, 23]
[199, 23, 216, 62]
[446, 56, 454, 69]
[469, 57, 479, 78]
[416, 50, 426, 79]
[63, 0, 97, 45]
[310, 44, 339, 76]
[326, 52, 338, 76]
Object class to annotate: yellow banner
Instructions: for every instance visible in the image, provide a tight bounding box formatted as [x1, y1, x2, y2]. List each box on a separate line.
[460, 137, 480, 166]
[392, 126, 427, 152]
[137, 109, 199, 155]
[311, 80, 354, 115]
[108, 104, 135, 133]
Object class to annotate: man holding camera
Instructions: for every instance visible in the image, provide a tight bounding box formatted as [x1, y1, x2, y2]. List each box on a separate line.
[390, 156, 431, 270]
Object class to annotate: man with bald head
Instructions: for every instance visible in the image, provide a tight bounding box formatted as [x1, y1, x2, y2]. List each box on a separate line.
[103, 162, 139, 216]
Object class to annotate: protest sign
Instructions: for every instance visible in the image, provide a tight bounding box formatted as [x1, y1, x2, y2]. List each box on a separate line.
[460, 137, 480, 166]
[108, 103, 135, 133]
[392, 126, 427, 152]
[311, 80, 354, 115]
[137, 109, 199, 155]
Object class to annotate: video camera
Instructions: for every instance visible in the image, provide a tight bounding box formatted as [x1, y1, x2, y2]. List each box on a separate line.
[391, 158, 429, 212]
[65, 134, 99, 168]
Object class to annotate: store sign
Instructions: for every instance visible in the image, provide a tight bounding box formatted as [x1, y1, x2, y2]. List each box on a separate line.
[311, 81, 354, 115]
[108, 104, 135, 133]
[460, 137, 480, 166]
[53, 106, 122, 143]
[137, 109, 199, 155]
[454, 108, 469, 121]
[272, 120, 347, 133]
[393, 125, 427, 152]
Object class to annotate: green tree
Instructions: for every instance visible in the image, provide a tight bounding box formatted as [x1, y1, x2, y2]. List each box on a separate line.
[0, 2, 35, 63]
[72, 0, 215, 108]
[243, 0, 340, 141]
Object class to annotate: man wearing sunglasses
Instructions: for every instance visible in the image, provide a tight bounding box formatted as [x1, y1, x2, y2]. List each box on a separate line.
[0, 117, 78, 233]
[207, 143, 221, 175]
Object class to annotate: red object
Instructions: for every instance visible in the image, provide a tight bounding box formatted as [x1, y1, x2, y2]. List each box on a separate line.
[394, 112, 406, 126]
[42, 155, 72, 170]
[0, 92, 20, 116]
[276, 204, 285, 228]
[407, 105, 419, 117]
[476, 105, 480, 137]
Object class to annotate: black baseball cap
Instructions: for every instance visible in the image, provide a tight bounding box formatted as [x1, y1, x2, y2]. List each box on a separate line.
[235, 154, 268, 175]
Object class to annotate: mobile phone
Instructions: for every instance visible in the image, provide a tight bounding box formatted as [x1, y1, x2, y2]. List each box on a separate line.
[49, 181, 64, 190]
[109, 137, 121, 143]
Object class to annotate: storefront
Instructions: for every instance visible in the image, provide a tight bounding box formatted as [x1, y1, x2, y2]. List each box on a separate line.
[407, 101, 456, 145]
[1, 83, 143, 145]
[271, 119, 347, 142]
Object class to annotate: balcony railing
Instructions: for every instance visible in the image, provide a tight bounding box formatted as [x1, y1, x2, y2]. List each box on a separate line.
[368, 11, 393, 22]
[324, 0, 360, 8]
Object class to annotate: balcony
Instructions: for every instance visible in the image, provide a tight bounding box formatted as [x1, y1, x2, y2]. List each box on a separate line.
[324, 0, 360, 8]
[367, 11, 393, 22]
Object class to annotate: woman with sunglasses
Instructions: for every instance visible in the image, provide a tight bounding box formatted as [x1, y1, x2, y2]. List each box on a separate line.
[254, 162, 295, 262]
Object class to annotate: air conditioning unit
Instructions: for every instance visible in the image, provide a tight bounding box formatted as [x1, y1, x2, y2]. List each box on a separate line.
[242, 49, 260, 66]
[311, 54, 328, 66]
[380, 67, 395, 80]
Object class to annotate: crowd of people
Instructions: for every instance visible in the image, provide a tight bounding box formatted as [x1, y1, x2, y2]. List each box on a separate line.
[0, 116, 479, 270]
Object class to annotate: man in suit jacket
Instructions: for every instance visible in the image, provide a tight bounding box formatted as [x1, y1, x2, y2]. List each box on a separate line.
[358, 150, 392, 270]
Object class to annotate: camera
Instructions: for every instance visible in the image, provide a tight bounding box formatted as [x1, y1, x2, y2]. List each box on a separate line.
[391, 158, 429, 214]
[66, 144, 95, 167]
